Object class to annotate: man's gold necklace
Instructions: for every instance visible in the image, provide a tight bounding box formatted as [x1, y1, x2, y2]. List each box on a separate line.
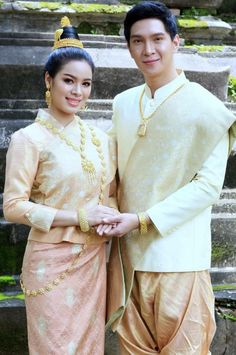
[138, 88, 155, 137]
[36, 116, 106, 204]
[138, 83, 187, 137]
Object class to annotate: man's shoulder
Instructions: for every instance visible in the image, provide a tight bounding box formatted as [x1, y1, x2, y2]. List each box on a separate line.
[114, 84, 144, 104]
[183, 81, 226, 107]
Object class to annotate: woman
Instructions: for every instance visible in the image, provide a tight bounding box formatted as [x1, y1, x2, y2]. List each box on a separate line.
[3, 17, 117, 354]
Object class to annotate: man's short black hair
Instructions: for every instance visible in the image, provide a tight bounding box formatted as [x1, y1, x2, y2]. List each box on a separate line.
[124, 1, 178, 43]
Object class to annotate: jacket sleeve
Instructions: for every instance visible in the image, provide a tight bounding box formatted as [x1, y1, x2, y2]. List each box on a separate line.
[146, 133, 229, 236]
[3, 130, 58, 232]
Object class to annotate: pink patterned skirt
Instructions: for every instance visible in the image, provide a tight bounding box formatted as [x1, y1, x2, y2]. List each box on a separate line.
[21, 240, 107, 355]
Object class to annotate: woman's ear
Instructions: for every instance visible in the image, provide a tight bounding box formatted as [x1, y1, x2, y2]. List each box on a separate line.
[44, 72, 51, 89]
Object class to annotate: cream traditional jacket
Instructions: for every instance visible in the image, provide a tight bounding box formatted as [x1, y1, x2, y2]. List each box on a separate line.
[109, 72, 235, 272]
[3, 109, 116, 244]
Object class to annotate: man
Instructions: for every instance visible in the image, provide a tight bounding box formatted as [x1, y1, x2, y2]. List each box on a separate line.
[100, 2, 236, 354]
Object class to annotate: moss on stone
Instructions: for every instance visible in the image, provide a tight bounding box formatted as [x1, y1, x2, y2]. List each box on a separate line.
[0, 292, 24, 301]
[18, 2, 130, 15]
[213, 284, 236, 291]
[178, 18, 208, 29]
[39, 2, 61, 10]
[70, 3, 130, 15]
[185, 45, 225, 52]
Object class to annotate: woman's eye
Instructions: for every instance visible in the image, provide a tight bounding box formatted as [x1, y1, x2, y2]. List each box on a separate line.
[64, 78, 73, 84]
[83, 82, 91, 87]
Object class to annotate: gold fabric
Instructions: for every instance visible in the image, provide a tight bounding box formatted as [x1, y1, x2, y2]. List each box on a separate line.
[3, 109, 116, 244]
[117, 271, 216, 355]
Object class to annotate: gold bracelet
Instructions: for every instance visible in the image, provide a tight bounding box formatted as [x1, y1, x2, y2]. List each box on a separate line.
[137, 212, 148, 235]
[78, 209, 90, 232]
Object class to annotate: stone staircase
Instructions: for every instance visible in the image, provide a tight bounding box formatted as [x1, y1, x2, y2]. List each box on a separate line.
[0, 0, 236, 354]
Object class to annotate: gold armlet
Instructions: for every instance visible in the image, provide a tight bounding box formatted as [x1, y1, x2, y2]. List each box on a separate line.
[78, 209, 90, 233]
[137, 212, 148, 235]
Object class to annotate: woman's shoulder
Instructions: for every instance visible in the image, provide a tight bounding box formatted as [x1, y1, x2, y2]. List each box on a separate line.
[10, 121, 48, 148]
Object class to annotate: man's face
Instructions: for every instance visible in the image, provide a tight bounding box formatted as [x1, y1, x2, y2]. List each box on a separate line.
[128, 18, 179, 81]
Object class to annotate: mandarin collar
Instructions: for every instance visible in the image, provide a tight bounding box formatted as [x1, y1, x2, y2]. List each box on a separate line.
[144, 71, 188, 100]
[36, 109, 78, 131]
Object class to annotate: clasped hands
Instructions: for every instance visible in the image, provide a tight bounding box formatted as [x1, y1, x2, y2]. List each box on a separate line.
[86, 205, 139, 238]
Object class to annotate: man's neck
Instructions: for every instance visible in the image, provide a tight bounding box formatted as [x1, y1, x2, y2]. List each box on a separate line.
[145, 69, 179, 97]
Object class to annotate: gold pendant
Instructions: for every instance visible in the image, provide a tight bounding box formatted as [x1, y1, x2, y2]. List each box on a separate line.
[138, 123, 147, 137]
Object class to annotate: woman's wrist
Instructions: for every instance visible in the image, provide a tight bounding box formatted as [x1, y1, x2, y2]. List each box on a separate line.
[77, 208, 90, 232]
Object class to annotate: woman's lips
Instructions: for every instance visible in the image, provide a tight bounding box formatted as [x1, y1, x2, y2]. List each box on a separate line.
[66, 98, 82, 107]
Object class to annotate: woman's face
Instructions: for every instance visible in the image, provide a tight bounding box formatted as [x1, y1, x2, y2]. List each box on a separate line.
[45, 59, 92, 123]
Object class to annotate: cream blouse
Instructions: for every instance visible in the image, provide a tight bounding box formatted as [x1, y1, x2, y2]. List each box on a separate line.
[3, 109, 116, 244]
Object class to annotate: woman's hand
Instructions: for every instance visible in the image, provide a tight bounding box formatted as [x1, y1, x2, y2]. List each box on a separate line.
[85, 205, 120, 227]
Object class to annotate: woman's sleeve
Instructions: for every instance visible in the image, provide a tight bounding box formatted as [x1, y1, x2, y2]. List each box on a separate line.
[3, 130, 58, 232]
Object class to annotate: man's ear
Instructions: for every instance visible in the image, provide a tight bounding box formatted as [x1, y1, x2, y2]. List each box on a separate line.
[173, 34, 180, 52]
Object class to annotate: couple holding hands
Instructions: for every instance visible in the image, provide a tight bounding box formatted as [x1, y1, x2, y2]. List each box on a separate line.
[3, 2, 236, 354]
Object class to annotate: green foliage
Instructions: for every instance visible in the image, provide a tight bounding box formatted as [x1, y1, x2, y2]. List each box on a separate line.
[218, 311, 236, 322]
[182, 7, 216, 16]
[0, 275, 16, 287]
[212, 242, 235, 264]
[228, 76, 236, 102]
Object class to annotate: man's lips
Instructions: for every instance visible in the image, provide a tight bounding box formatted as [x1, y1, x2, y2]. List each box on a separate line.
[143, 59, 160, 64]
[66, 98, 82, 106]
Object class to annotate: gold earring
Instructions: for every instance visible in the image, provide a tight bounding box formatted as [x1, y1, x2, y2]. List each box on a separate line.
[80, 104, 88, 111]
[45, 85, 51, 108]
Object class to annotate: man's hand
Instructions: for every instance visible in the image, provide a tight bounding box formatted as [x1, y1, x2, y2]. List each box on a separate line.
[86, 205, 119, 226]
[96, 213, 139, 237]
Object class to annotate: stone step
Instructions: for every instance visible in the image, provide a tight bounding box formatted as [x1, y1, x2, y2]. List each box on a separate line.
[0, 1, 231, 44]
[0, 45, 231, 101]
[0, 288, 235, 355]
[0, 307, 234, 355]
[0, 32, 127, 48]
[0, 98, 235, 115]
[0, 212, 235, 275]
[0, 126, 236, 189]
[4, 0, 223, 9]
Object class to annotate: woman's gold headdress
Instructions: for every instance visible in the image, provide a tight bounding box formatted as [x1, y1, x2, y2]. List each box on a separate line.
[53, 16, 83, 50]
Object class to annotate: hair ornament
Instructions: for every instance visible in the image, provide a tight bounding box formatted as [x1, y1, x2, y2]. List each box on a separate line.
[53, 16, 83, 50]
[61, 16, 71, 28]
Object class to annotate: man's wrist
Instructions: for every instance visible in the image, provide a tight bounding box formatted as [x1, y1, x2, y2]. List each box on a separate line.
[137, 212, 150, 235]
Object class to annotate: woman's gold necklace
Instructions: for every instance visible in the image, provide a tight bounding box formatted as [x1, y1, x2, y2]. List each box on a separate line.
[36, 116, 106, 204]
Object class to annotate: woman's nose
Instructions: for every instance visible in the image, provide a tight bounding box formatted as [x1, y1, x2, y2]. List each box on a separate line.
[72, 84, 82, 95]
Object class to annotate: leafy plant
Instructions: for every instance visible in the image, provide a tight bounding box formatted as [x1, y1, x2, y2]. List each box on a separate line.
[228, 76, 236, 102]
